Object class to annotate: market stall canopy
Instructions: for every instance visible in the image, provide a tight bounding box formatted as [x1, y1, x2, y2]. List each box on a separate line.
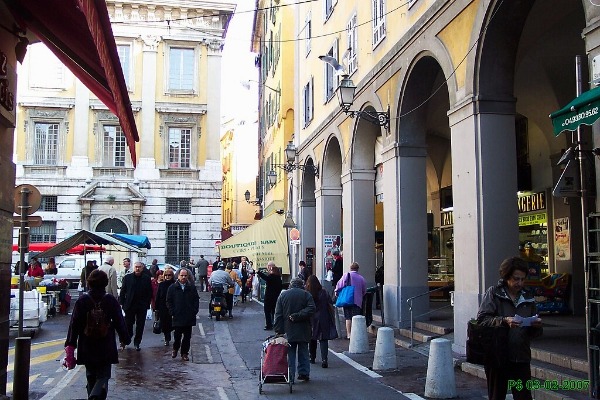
[550, 86, 600, 136]
[218, 212, 289, 274]
[12, 243, 105, 254]
[3, 0, 139, 164]
[109, 233, 151, 249]
[34, 230, 142, 259]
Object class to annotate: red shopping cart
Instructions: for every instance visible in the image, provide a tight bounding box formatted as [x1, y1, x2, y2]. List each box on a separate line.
[259, 334, 292, 393]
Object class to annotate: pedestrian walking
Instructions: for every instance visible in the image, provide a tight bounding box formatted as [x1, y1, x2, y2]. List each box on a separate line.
[334, 262, 366, 339]
[119, 261, 153, 351]
[64, 269, 130, 400]
[117, 257, 131, 290]
[240, 260, 249, 302]
[80, 260, 98, 292]
[154, 266, 175, 346]
[229, 262, 243, 306]
[195, 255, 210, 292]
[274, 277, 316, 383]
[257, 261, 283, 330]
[306, 275, 337, 368]
[98, 255, 118, 298]
[167, 268, 199, 361]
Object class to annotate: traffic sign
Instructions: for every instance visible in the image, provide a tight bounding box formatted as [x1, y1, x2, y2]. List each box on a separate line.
[13, 216, 43, 227]
[14, 184, 42, 215]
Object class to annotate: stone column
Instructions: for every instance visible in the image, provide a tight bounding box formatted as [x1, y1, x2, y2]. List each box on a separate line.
[382, 144, 429, 328]
[449, 97, 518, 354]
[205, 41, 223, 162]
[341, 169, 376, 286]
[314, 187, 342, 281]
[69, 79, 91, 178]
[136, 35, 159, 179]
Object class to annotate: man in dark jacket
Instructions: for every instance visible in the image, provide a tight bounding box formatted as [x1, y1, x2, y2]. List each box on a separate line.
[331, 251, 343, 287]
[166, 268, 199, 361]
[119, 261, 153, 351]
[274, 277, 316, 383]
[195, 255, 210, 292]
[65, 269, 130, 400]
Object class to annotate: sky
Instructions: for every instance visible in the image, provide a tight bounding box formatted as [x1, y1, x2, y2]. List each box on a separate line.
[221, 1, 259, 122]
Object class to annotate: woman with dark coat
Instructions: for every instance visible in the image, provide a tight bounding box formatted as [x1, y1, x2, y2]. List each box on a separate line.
[166, 267, 199, 361]
[155, 267, 176, 346]
[80, 260, 98, 292]
[477, 257, 542, 400]
[256, 261, 283, 330]
[64, 269, 130, 400]
[306, 275, 337, 368]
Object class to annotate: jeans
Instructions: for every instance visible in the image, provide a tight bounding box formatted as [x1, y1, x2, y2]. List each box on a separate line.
[85, 363, 111, 399]
[124, 307, 147, 346]
[309, 339, 329, 361]
[198, 275, 209, 291]
[173, 326, 193, 355]
[288, 341, 310, 379]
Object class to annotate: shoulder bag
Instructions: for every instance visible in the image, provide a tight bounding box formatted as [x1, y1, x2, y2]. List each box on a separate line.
[335, 273, 355, 308]
[466, 319, 509, 367]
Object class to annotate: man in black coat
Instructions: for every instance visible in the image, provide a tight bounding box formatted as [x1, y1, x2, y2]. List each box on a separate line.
[166, 268, 199, 361]
[274, 277, 316, 382]
[256, 261, 283, 330]
[119, 261, 152, 351]
[331, 251, 344, 287]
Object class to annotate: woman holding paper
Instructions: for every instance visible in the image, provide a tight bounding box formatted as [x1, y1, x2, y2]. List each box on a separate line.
[477, 257, 542, 400]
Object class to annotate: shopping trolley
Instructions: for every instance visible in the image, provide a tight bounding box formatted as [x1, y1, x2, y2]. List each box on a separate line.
[259, 334, 292, 394]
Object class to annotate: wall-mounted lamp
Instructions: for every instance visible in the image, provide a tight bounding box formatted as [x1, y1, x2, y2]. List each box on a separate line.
[337, 75, 390, 132]
[283, 211, 296, 229]
[244, 190, 261, 206]
[268, 142, 319, 186]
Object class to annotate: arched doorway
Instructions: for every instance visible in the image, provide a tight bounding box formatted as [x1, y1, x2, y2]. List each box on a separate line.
[95, 218, 129, 234]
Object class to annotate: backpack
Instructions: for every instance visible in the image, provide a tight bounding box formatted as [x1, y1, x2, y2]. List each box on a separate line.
[84, 294, 110, 339]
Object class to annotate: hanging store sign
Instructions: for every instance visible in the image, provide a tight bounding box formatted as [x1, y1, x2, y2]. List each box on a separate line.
[550, 85, 600, 136]
[554, 217, 571, 261]
[441, 211, 453, 227]
[518, 192, 546, 213]
[0, 50, 16, 123]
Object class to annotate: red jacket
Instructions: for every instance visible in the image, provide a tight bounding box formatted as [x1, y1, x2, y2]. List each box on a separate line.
[27, 264, 44, 277]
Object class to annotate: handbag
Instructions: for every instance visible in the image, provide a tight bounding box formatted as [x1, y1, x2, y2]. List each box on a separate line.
[152, 312, 161, 334]
[466, 319, 509, 366]
[335, 273, 355, 308]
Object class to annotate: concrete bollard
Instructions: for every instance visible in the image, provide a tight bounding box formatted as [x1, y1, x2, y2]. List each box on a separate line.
[348, 315, 369, 353]
[424, 338, 457, 398]
[372, 327, 397, 370]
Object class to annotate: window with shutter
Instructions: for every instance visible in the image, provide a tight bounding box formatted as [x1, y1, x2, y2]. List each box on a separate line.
[372, 0, 386, 48]
[347, 13, 358, 75]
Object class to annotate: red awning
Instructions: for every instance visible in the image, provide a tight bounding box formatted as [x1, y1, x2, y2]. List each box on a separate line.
[5, 0, 139, 164]
[12, 243, 105, 255]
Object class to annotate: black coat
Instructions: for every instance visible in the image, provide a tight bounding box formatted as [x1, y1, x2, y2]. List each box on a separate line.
[65, 290, 130, 366]
[332, 257, 343, 286]
[119, 273, 152, 312]
[274, 287, 315, 342]
[311, 289, 337, 341]
[155, 279, 175, 332]
[166, 281, 199, 327]
[257, 270, 283, 307]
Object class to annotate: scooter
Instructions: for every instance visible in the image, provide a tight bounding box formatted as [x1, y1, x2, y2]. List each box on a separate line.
[209, 283, 228, 321]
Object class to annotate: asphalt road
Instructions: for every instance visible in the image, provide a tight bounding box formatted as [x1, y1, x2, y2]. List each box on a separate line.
[8, 290, 418, 400]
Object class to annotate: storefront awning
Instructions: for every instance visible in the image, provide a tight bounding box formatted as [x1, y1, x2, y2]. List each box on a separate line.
[218, 212, 290, 274]
[4, 0, 139, 164]
[109, 233, 151, 250]
[550, 86, 600, 137]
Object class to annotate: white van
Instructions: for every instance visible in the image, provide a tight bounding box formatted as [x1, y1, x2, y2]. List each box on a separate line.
[53, 254, 104, 287]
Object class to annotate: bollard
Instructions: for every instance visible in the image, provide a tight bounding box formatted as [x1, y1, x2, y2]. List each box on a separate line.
[348, 315, 369, 353]
[13, 336, 32, 400]
[424, 338, 457, 398]
[372, 327, 397, 370]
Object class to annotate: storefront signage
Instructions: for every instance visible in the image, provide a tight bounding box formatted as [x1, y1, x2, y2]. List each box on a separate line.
[518, 212, 547, 226]
[0, 51, 15, 112]
[518, 192, 546, 214]
[554, 217, 571, 261]
[441, 211, 453, 227]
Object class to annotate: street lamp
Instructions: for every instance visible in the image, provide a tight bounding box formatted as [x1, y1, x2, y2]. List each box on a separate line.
[337, 74, 390, 132]
[244, 190, 261, 206]
[282, 211, 296, 276]
[269, 142, 319, 186]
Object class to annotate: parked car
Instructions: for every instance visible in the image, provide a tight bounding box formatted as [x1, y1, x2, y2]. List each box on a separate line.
[49, 254, 104, 288]
[155, 263, 179, 273]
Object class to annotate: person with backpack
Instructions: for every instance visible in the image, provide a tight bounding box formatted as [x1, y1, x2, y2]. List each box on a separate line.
[119, 261, 153, 351]
[64, 269, 130, 400]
